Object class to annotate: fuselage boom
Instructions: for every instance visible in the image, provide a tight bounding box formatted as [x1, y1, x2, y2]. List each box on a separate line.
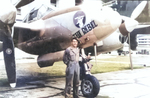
[14, 6, 121, 56]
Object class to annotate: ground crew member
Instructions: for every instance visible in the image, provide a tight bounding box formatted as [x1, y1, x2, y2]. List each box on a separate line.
[63, 38, 80, 98]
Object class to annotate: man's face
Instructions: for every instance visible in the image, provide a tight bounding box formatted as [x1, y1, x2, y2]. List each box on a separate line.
[71, 39, 78, 48]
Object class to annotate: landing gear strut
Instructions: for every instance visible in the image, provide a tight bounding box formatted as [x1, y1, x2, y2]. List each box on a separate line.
[79, 58, 100, 97]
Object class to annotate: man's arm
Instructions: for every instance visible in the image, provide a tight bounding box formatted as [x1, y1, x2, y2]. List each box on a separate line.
[63, 49, 70, 65]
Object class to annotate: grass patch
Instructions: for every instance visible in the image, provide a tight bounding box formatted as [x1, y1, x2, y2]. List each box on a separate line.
[90, 62, 142, 74]
[38, 62, 67, 77]
[48, 62, 66, 76]
[96, 55, 130, 62]
[0, 78, 9, 87]
[91, 62, 129, 73]
[36, 55, 144, 76]
[90, 55, 143, 74]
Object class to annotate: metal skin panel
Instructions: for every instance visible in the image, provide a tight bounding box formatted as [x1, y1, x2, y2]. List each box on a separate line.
[37, 50, 65, 67]
[84, 32, 124, 56]
[14, 6, 121, 66]
[16, 19, 72, 55]
[96, 32, 124, 54]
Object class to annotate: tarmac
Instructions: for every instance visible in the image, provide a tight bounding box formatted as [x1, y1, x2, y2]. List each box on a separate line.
[96, 67, 150, 98]
[0, 67, 150, 98]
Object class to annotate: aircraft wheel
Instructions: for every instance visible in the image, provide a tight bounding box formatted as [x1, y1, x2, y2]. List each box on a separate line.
[81, 74, 100, 97]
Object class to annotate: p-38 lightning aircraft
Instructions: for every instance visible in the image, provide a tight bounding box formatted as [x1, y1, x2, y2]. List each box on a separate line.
[0, 0, 142, 91]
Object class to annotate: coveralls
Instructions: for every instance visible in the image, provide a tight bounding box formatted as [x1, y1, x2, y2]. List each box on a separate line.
[63, 46, 80, 98]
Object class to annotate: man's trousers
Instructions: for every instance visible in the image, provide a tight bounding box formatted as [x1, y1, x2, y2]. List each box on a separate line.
[65, 61, 80, 98]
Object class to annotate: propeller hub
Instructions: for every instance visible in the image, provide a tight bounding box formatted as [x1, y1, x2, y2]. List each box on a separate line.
[125, 18, 138, 33]
[119, 22, 129, 36]
[119, 17, 138, 36]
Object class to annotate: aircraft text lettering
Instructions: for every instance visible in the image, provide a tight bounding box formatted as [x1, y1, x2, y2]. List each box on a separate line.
[73, 30, 82, 38]
[82, 20, 98, 34]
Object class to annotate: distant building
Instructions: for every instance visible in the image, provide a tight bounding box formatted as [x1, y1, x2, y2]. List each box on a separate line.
[137, 34, 150, 46]
[136, 34, 150, 55]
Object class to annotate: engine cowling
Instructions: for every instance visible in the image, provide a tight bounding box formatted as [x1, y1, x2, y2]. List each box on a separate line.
[37, 51, 64, 67]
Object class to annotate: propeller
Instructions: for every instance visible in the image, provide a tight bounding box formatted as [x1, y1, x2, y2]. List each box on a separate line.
[92, 1, 147, 65]
[119, 1, 147, 36]
[2, 29, 16, 88]
[119, 16, 138, 36]
[118, 1, 147, 69]
[0, 0, 17, 88]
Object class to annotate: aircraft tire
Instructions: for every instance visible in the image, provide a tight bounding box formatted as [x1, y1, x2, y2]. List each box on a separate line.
[81, 74, 100, 97]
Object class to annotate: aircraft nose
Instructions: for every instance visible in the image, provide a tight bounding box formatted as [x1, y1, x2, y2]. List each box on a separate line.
[109, 11, 122, 31]
[101, 7, 122, 30]
[92, 7, 122, 41]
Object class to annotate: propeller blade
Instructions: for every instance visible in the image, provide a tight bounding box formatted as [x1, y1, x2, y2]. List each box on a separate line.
[3, 36, 16, 88]
[131, 1, 147, 19]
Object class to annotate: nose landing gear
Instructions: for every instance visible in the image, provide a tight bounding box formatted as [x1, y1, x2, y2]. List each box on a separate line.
[79, 59, 100, 97]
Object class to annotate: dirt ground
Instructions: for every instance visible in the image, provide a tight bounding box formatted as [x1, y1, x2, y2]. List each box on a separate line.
[0, 59, 99, 98]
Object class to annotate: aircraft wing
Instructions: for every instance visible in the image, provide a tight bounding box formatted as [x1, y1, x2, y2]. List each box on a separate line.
[135, 24, 150, 29]
[15, 0, 34, 8]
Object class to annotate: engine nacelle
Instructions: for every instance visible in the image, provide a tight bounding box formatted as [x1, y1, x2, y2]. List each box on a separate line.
[37, 50, 64, 68]
[0, 0, 16, 24]
[84, 32, 124, 55]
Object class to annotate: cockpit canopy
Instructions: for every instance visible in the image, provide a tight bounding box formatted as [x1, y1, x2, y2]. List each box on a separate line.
[23, 4, 54, 23]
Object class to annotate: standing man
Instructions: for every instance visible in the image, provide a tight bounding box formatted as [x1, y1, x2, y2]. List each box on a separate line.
[63, 38, 80, 98]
